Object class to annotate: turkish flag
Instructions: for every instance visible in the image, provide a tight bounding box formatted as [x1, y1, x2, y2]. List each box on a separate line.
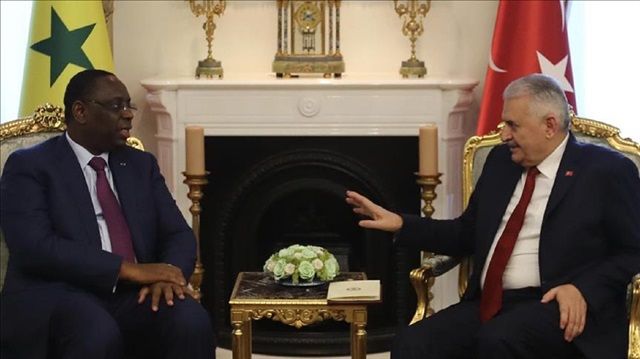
[476, 0, 577, 135]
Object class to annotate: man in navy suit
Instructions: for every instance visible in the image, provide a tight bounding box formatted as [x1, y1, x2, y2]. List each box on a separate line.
[0, 70, 215, 359]
[346, 74, 640, 359]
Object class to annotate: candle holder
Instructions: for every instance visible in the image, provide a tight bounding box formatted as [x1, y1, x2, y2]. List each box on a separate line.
[415, 172, 442, 217]
[393, 0, 431, 78]
[189, 0, 226, 79]
[412, 172, 442, 318]
[183, 171, 210, 300]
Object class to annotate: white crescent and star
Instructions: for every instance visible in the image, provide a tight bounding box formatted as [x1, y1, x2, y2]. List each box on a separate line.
[487, 0, 573, 93]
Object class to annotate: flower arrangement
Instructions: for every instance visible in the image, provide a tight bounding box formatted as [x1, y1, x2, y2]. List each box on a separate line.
[263, 244, 340, 285]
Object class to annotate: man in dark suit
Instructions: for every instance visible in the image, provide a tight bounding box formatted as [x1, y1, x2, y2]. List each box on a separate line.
[346, 74, 640, 359]
[0, 69, 215, 359]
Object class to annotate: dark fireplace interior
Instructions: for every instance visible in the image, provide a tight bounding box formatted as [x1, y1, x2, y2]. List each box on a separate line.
[200, 136, 422, 355]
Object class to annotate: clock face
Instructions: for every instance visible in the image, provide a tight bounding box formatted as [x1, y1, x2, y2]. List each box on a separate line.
[295, 2, 322, 29]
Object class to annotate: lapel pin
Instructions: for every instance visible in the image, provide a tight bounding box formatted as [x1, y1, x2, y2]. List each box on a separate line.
[565, 170, 573, 177]
[120, 162, 127, 166]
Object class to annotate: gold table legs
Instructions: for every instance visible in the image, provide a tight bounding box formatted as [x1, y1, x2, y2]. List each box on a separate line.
[350, 308, 368, 359]
[230, 306, 368, 359]
[230, 309, 252, 359]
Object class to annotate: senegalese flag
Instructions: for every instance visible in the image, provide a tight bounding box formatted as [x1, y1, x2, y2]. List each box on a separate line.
[19, 0, 114, 116]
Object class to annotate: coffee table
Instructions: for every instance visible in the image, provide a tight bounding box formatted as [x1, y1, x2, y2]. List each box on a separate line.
[228, 272, 380, 359]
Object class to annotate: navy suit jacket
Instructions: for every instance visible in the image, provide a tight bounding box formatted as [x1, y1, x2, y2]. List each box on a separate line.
[398, 134, 640, 358]
[0, 134, 196, 356]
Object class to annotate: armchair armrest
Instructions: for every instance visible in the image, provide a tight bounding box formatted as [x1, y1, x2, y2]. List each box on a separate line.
[630, 274, 640, 359]
[409, 254, 461, 325]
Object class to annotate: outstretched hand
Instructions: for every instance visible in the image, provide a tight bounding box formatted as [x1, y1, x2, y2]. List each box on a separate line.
[345, 190, 403, 232]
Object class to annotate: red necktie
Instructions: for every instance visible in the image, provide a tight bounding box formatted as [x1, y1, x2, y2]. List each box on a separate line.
[480, 167, 539, 322]
[88, 157, 136, 262]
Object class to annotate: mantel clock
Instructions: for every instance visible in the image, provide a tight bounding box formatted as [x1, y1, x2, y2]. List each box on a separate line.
[273, 0, 345, 78]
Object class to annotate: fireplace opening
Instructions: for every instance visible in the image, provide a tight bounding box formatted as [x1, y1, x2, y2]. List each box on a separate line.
[260, 186, 359, 272]
[200, 136, 422, 355]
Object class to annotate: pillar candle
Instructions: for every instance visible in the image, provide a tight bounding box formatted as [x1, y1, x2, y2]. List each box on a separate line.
[419, 125, 438, 175]
[185, 126, 205, 175]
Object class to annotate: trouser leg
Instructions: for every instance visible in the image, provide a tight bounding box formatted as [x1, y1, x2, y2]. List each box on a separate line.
[391, 299, 481, 359]
[391, 287, 583, 359]
[477, 288, 581, 359]
[49, 290, 124, 359]
[109, 288, 216, 359]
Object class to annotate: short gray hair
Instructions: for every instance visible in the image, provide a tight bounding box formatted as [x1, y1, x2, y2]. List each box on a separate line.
[503, 73, 571, 130]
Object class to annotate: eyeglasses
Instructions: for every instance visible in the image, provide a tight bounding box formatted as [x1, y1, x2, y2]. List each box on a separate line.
[85, 99, 137, 114]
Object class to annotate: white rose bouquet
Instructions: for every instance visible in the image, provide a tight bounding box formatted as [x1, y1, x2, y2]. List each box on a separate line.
[263, 244, 340, 285]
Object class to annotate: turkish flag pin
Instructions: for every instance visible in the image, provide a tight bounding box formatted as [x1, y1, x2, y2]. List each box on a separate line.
[565, 170, 574, 177]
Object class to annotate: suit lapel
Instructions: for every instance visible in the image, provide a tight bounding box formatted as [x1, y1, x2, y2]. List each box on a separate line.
[109, 149, 146, 259]
[544, 134, 581, 219]
[54, 135, 101, 247]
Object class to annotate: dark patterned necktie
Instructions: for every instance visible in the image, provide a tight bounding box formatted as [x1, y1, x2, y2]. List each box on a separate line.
[88, 157, 136, 262]
[480, 167, 539, 322]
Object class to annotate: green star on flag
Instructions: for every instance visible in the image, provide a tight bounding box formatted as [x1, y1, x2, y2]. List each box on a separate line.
[30, 8, 96, 87]
[19, 1, 113, 117]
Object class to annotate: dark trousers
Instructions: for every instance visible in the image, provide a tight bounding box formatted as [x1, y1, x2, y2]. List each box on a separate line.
[43, 285, 216, 359]
[391, 287, 583, 359]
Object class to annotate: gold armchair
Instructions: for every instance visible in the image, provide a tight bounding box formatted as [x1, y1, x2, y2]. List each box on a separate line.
[631, 273, 640, 359]
[409, 115, 640, 359]
[0, 103, 143, 291]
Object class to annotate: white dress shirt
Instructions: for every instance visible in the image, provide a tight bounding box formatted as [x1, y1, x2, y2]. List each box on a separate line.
[481, 133, 569, 290]
[66, 132, 120, 253]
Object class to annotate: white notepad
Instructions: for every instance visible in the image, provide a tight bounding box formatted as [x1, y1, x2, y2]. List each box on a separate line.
[327, 280, 381, 302]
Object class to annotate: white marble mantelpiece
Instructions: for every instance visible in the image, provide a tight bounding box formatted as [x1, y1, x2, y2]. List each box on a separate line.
[141, 73, 477, 216]
[141, 73, 478, 310]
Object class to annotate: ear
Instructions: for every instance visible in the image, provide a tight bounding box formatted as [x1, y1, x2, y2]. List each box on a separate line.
[71, 101, 88, 124]
[544, 114, 559, 139]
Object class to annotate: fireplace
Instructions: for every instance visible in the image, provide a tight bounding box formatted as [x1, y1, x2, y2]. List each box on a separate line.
[141, 73, 478, 354]
[200, 136, 420, 354]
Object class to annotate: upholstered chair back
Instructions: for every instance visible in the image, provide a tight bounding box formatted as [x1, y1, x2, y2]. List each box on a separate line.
[0, 104, 67, 289]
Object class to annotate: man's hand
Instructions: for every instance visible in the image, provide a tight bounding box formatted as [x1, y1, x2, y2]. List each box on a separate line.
[138, 282, 184, 311]
[120, 262, 186, 287]
[541, 284, 587, 342]
[345, 190, 403, 232]
[137, 282, 201, 311]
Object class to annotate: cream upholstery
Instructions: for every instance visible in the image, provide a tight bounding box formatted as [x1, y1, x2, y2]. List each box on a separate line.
[409, 116, 640, 359]
[0, 103, 143, 291]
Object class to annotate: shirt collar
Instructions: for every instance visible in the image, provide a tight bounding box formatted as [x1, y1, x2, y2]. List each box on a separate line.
[65, 132, 109, 169]
[535, 132, 569, 180]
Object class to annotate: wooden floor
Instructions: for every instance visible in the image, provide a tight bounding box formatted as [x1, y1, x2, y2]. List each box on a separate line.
[215, 348, 391, 359]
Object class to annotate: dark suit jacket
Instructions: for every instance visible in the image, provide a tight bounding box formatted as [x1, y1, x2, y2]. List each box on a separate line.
[398, 133, 640, 358]
[0, 134, 196, 357]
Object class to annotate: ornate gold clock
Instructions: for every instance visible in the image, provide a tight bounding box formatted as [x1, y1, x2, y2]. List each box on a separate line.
[296, 2, 322, 30]
[273, 0, 345, 78]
